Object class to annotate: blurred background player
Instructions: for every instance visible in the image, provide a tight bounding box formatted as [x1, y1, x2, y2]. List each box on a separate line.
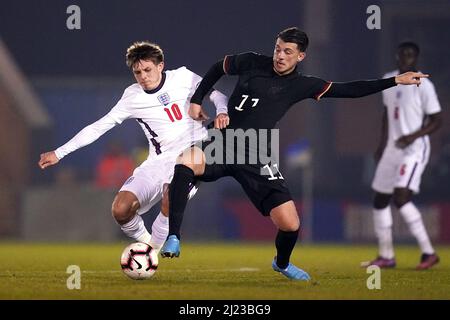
[94, 141, 135, 190]
[367, 42, 442, 270]
[161, 27, 429, 280]
[38, 41, 228, 253]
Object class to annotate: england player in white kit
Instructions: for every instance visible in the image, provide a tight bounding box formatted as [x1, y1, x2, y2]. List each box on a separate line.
[38, 42, 229, 252]
[368, 42, 442, 270]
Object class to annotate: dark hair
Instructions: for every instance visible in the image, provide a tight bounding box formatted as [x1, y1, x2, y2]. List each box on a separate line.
[277, 27, 309, 52]
[126, 41, 164, 68]
[398, 41, 420, 56]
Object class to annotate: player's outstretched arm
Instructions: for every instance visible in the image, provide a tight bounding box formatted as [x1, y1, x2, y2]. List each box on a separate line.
[38, 113, 119, 169]
[38, 86, 134, 170]
[323, 77, 395, 98]
[394, 71, 429, 85]
[38, 151, 59, 169]
[322, 72, 429, 99]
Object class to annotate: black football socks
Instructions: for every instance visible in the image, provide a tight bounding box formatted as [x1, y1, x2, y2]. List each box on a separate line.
[168, 164, 195, 240]
[275, 229, 299, 269]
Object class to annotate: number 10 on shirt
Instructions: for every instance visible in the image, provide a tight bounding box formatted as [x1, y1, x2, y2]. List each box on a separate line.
[164, 104, 183, 122]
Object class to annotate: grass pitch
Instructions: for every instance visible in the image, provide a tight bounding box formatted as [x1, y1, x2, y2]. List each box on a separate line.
[0, 242, 449, 300]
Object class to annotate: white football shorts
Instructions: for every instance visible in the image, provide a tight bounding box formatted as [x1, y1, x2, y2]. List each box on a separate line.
[119, 151, 199, 215]
[371, 145, 429, 194]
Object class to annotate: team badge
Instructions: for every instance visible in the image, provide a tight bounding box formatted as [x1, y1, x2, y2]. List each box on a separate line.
[157, 92, 171, 106]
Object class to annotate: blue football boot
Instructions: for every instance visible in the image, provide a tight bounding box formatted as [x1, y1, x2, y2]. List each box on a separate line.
[272, 257, 310, 281]
[160, 235, 180, 258]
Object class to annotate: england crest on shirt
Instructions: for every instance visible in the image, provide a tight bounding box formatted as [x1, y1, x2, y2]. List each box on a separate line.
[157, 92, 171, 106]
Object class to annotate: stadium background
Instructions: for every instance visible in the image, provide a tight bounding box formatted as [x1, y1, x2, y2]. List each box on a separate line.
[1, 0, 449, 245]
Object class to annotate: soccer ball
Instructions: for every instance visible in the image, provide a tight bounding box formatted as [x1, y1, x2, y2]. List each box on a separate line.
[120, 242, 158, 280]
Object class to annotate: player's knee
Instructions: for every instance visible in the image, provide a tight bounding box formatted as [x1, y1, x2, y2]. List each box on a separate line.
[176, 153, 194, 170]
[279, 222, 300, 232]
[392, 193, 410, 209]
[177, 148, 205, 175]
[373, 193, 391, 209]
[177, 160, 195, 173]
[392, 188, 413, 209]
[112, 199, 134, 224]
[270, 201, 299, 231]
[277, 215, 300, 232]
[288, 220, 300, 232]
[176, 161, 204, 177]
[161, 185, 169, 217]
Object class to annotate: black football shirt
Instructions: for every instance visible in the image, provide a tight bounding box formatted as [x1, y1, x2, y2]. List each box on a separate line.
[223, 52, 331, 130]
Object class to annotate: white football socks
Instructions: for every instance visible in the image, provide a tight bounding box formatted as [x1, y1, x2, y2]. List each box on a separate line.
[399, 202, 434, 255]
[118, 212, 169, 253]
[149, 212, 169, 252]
[373, 207, 394, 259]
[120, 214, 151, 245]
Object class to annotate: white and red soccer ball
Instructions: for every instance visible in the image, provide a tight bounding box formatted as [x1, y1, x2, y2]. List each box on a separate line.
[120, 242, 158, 280]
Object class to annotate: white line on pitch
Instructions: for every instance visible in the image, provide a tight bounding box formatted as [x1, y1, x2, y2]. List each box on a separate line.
[82, 267, 260, 274]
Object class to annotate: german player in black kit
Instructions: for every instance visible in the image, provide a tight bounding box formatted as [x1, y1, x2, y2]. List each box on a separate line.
[161, 27, 429, 280]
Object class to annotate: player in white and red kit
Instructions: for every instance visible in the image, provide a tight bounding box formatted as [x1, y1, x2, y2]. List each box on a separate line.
[368, 42, 442, 270]
[38, 42, 229, 252]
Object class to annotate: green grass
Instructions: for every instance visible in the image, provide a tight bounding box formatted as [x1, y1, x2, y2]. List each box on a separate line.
[0, 242, 449, 299]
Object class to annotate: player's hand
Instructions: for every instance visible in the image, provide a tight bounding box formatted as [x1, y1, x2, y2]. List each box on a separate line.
[188, 103, 210, 122]
[214, 113, 230, 129]
[395, 135, 416, 149]
[38, 151, 59, 169]
[395, 72, 429, 86]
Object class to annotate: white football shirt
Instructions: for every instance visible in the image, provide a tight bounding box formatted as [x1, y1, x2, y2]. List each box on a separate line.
[55, 67, 228, 159]
[382, 70, 441, 152]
